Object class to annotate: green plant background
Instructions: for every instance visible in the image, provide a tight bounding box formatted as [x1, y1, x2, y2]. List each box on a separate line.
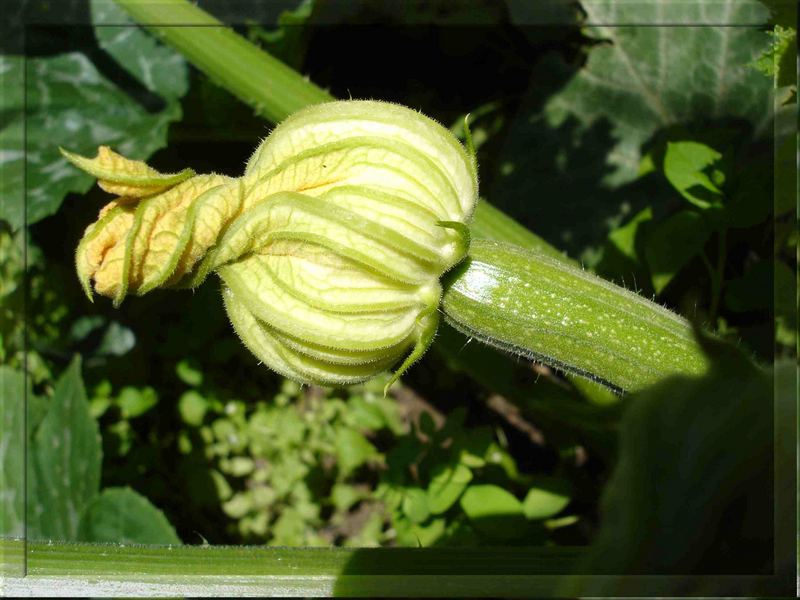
[0, 0, 795, 585]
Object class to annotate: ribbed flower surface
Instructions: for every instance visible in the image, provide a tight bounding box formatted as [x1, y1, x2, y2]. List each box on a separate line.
[69, 100, 478, 386]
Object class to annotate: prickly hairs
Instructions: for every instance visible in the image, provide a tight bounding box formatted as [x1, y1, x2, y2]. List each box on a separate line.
[66, 101, 479, 388]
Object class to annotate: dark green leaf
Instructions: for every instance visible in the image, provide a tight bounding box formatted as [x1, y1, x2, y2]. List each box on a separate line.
[608, 207, 652, 261]
[176, 359, 204, 387]
[78, 487, 180, 545]
[0, 2, 190, 229]
[565, 333, 774, 593]
[485, 0, 772, 256]
[0, 367, 25, 537]
[546, 0, 772, 187]
[0, 57, 25, 229]
[90, 0, 189, 99]
[644, 209, 710, 293]
[28, 357, 102, 540]
[724, 259, 794, 314]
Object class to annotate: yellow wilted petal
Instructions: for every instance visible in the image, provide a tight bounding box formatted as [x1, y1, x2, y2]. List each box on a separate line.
[60, 145, 195, 197]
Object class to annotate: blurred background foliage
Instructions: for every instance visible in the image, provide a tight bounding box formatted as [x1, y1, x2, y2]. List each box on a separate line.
[0, 0, 795, 585]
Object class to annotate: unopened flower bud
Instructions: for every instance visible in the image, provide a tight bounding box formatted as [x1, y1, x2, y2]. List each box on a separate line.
[67, 100, 478, 387]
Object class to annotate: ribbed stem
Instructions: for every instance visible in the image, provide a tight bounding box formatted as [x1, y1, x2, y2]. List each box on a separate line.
[0, 538, 581, 596]
[113, 0, 334, 123]
[442, 241, 709, 393]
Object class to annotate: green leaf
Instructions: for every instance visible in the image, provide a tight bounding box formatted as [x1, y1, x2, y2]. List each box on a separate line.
[483, 0, 773, 257]
[751, 24, 797, 92]
[459, 484, 527, 540]
[78, 487, 180, 545]
[0, 56, 25, 230]
[724, 259, 795, 316]
[522, 477, 571, 520]
[401, 487, 431, 525]
[427, 462, 473, 515]
[116, 386, 158, 419]
[545, 0, 772, 187]
[565, 334, 775, 592]
[0, 367, 26, 537]
[90, 0, 189, 99]
[662, 141, 724, 208]
[247, 0, 315, 70]
[178, 391, 208, 427]
[644, 210, 711, 294]
[176, 359, 204, 387]
[0, 3, 189, 229]
[394, 516, 446, 548]
[331, 483, 363, 512]
[12, 52, 184, 228]
[334, 427, 378, 477]
[95, 321, 136, 357]
[28, 357, 102, 540]
[607, 207, 653, 261]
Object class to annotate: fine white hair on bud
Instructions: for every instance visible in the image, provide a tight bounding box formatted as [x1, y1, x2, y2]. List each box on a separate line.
[67, 100, 479, 387]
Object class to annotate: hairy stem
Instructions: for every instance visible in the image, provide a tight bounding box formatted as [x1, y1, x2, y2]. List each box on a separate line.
[442, 241, 710, 393]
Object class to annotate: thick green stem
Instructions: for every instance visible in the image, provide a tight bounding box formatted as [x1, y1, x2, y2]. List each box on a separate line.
[113, 0, 334, 123]
[0, 538, 580, 596]
[442, 241, 710, 392]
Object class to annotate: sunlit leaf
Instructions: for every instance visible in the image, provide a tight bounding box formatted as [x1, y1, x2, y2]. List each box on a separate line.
[78, 487, 181, 545]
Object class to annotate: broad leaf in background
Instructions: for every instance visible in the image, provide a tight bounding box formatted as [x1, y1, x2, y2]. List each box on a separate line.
[486, 0, 772, 257]
[563, 333, 776, 595]
[549, 0, 772, 186]
[78, 487, 181, 545]
[0, 367, 25, 537]
[0, 0, 189, 230]
[26, 357, 180, 544]
[90, 0, 189, 100]
[27, 357, 101, 540]
[0, 57, 24, 231]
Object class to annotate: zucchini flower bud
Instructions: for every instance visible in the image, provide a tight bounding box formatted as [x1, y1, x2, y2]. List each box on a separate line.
[67, 100, 478, 387]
